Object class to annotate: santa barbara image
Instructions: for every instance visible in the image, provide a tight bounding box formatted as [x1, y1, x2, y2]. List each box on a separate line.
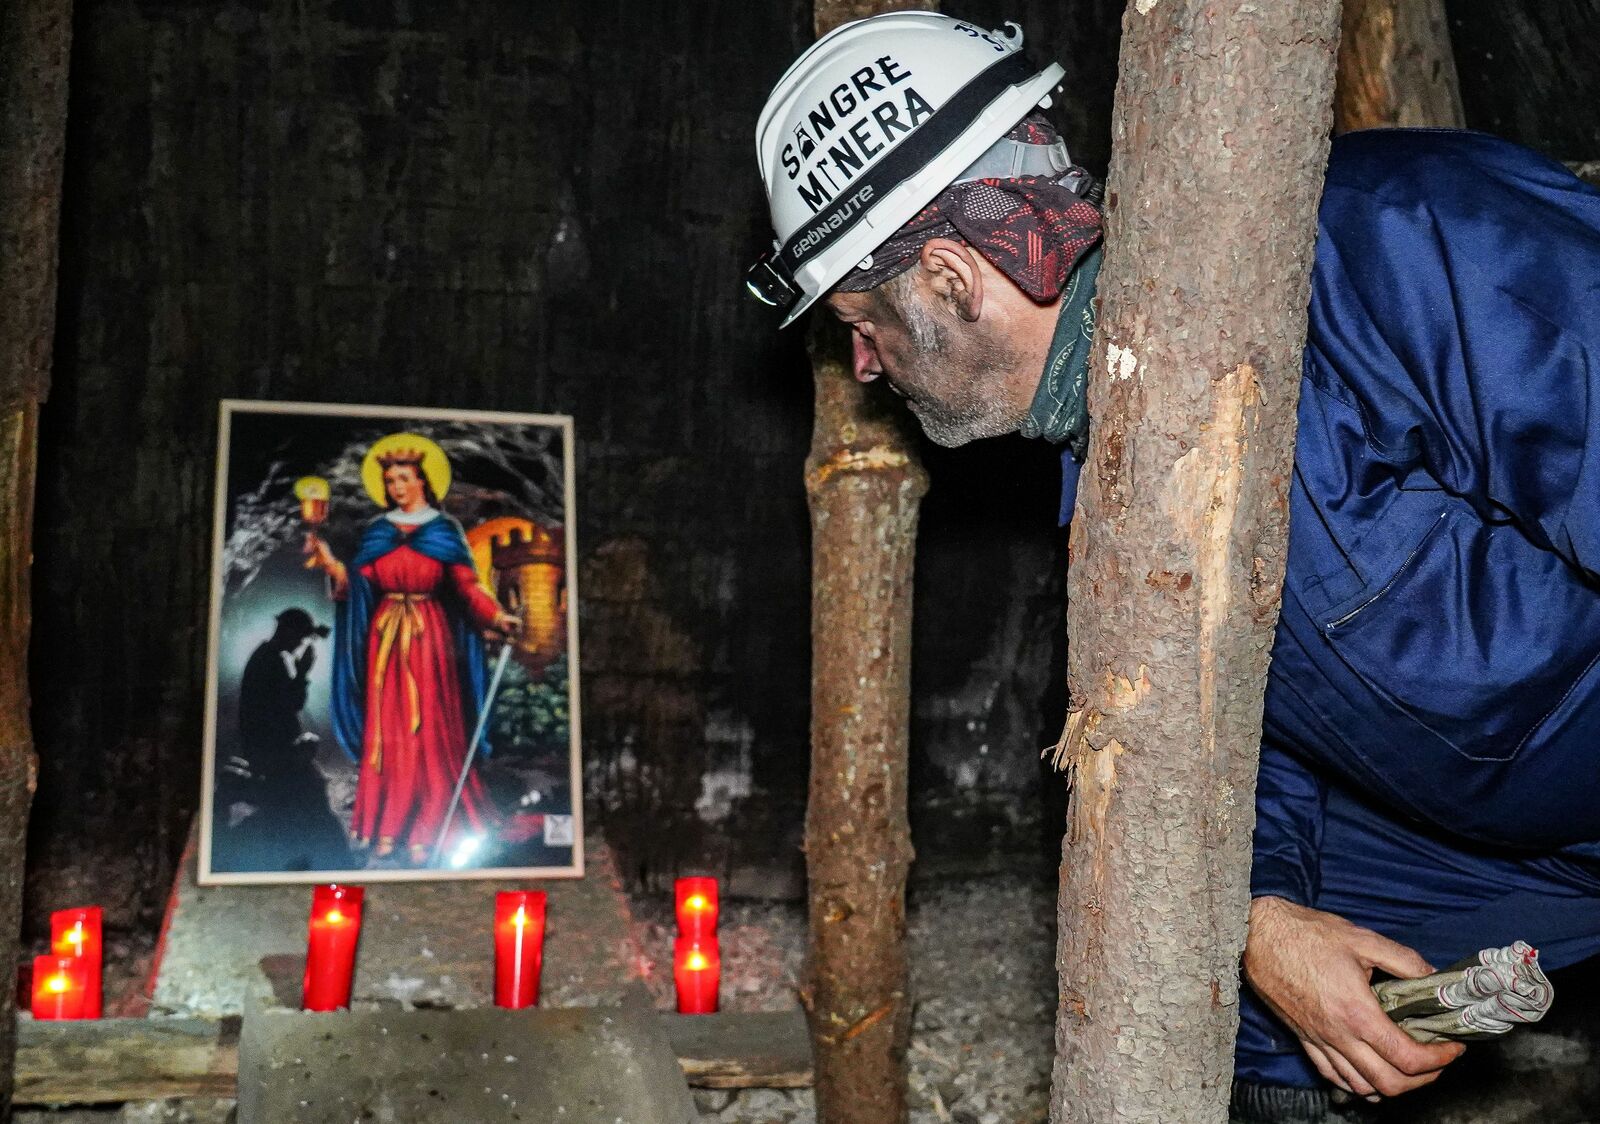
[199, 401, 581, 883]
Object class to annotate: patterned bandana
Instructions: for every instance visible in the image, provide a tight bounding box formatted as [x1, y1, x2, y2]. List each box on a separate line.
[834, 115, 1103, 301]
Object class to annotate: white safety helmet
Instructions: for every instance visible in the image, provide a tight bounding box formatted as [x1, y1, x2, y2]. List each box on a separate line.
[746, 12, 1067, 326]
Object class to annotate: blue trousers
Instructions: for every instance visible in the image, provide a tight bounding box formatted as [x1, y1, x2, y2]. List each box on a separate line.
[1235, 783, 1600, 1087]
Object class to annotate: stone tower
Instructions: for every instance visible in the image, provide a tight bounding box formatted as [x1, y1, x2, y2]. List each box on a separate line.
[490, 524, 567, 675]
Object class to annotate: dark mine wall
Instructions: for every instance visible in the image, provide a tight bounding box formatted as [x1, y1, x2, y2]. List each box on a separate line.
[29, 0, 1118, 926]
[34, 0, 808, 923]
[27, 0, 1600, 929]
[1448, 0, 1600, 160]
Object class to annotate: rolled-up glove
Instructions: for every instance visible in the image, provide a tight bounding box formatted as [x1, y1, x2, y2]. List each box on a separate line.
[1372, 941, 1553, 1043]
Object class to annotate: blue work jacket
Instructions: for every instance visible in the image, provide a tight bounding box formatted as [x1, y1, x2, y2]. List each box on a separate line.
[1064, 130, 1600, 906]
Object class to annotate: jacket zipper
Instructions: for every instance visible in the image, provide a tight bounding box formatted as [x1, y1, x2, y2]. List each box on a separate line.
[1325, 510, 1449, 632]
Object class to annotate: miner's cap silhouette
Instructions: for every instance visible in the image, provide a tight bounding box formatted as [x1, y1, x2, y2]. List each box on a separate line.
[276, 607, 331, 639]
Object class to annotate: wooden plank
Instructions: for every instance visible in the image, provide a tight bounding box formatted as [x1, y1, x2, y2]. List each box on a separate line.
[13, 1009, 812, 1104]
[662, 1010, 813, 1090]
[15, 1016, 240, 1105]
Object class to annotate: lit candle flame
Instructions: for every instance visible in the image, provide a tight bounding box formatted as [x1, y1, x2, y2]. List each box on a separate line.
[44, 973, 71, 994]
[325, 909, 344, 925]
[686, 895, 708, 912]
[685, 950, 709, 972]
[513, 906, 526, 930]
[55, 922, 86, 956]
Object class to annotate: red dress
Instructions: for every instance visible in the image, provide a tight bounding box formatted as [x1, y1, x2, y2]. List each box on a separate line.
[345, 538, 501, 854]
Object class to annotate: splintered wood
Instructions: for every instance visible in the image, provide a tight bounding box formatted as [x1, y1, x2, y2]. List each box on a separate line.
[1336, 0, 1464, 133]
[1051, 0, 1339, 1121]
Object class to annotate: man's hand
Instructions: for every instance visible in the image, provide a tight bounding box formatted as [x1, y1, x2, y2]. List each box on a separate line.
[1244, 896, 1465, 1100]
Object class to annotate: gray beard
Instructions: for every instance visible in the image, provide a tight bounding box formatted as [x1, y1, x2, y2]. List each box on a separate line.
[907, 394, 1024, 447]
[895, 298, 1025, 447]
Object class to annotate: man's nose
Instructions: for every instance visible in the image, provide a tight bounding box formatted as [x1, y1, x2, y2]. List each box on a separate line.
[851, 330, 881, 383]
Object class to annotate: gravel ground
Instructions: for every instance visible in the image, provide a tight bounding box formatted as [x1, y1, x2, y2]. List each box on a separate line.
[631, 875, 1058, 1124]
[631, 878, 1600, 1124]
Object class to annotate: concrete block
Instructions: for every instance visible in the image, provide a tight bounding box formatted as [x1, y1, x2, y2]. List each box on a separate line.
[153, 831, 644, 1016]
[237, 1005, 694, 1124]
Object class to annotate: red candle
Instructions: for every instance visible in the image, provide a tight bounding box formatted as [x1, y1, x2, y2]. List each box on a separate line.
[50, 906, 103, 1018]
[674, 877, 719, 940]
[493, 891, 547, 1009]
[31, 955, 89, 1020]
[302, 884, 364, 1011]
[673, 936, 720, 1015]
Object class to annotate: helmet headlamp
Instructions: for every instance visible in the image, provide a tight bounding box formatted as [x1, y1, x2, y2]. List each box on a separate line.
[744, 252, 801, 313]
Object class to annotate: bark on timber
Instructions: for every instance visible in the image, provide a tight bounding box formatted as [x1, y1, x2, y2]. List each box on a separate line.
[1336, 0, 1464, 132]
[0, 0, 71, 1115]
[0, 409, 39, 1123]
[1051, 2, 1338, 1121]
[800, 1, 932, 1098]
[802, 323, 927, 1124]
[802, 9, 930, 1122]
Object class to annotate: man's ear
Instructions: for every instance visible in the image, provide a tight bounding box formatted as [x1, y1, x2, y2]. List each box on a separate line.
[919, 238, 984, 322]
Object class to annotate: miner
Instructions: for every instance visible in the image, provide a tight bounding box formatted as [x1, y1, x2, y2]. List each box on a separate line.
[747, 12, 1600, 1121]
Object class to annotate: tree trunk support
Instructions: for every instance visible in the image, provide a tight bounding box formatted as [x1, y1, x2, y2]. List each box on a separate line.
[1335, 0, 1464, 133]
[1050, 2, 1339, 1121]
[0, 0, 72, 1116]
[800, 9, 933, 1118]
[802, 326, 928, 1124]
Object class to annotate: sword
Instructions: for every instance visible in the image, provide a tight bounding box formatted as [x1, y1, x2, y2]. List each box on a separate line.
[431, 640, 514, 867]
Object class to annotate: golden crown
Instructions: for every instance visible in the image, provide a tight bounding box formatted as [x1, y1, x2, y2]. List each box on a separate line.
[376, 447, 426, 469]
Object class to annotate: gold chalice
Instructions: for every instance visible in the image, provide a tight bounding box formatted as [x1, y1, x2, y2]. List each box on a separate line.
[295, 476, 331, 568]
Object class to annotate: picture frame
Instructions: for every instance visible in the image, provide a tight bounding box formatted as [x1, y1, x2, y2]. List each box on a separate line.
[198, 400, 583, 883]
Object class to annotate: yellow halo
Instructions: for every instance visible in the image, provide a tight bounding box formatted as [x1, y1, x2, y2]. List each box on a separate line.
[361, 433, 452, 507]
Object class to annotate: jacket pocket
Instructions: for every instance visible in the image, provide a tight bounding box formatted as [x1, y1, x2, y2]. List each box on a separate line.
[1318, 500, 1600, 763]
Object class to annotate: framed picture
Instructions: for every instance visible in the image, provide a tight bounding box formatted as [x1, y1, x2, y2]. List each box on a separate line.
[199, 401, 582, 883]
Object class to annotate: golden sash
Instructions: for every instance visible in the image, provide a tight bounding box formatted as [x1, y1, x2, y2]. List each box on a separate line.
[368, 593, 429, 772]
